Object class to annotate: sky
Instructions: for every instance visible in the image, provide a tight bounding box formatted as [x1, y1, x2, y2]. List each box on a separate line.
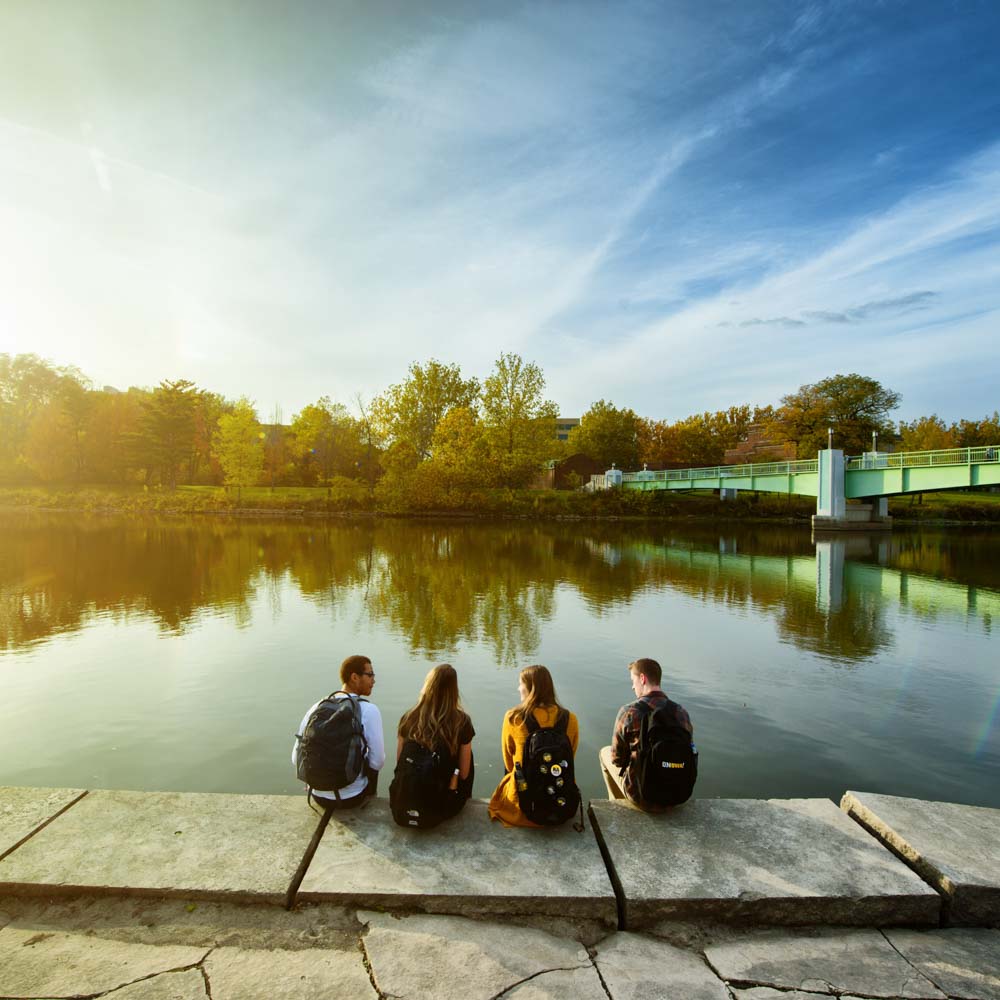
[1, 0, 999, 424]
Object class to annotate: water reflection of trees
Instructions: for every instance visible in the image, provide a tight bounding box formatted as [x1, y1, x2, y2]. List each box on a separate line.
[2, 513, 995, 664]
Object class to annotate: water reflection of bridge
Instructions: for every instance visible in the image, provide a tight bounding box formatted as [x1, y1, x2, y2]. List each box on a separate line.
[590, 534, 998, 628]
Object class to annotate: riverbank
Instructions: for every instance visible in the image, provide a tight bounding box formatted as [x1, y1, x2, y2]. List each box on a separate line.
[1, 786, 998, 998]
[2, 484, 999, 522]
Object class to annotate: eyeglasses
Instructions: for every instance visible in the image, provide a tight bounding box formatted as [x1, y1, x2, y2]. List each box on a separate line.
[362, 671, 375, 678]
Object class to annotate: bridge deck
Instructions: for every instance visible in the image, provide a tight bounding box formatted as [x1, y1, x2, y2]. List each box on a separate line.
[602, 445, 1000, 499]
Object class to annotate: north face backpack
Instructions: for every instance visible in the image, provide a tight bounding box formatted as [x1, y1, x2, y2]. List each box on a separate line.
[295, 692, 368, 798]
[631, 699, 698, 807]
[389, 739, 452, 829]
[516, 709, 580, 826]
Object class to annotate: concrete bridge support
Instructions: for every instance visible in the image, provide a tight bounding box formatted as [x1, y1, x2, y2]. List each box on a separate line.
[812, 450, 892, 530]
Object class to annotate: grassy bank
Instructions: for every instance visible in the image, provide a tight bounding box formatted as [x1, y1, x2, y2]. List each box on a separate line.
[1, 484, 998, 522]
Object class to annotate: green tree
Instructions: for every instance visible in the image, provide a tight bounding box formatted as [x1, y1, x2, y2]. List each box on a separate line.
[84, 390, 145, 484]
[137, 379, 199, 488]
[216, 398, 264, 500]
[567, 400, 641, 469]
[372, 359, 480, 460]
[770, 374, 900, 458]
[480, 353, 559, 487]
[290, 397, 364, 484]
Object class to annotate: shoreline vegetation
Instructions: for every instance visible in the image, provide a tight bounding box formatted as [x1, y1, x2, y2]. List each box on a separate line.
[3, 484, 999, 524]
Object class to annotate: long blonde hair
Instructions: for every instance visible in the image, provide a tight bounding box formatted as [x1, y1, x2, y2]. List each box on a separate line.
[510, 664, 562, 726]
[398, 664, 466, 756]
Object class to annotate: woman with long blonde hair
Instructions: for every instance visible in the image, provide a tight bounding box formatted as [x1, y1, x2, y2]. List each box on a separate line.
[488, 664, 580, 828]
[390, 664, 474, 826]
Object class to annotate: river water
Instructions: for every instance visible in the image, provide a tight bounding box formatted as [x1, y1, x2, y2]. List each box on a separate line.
[1, 511, 998, 808]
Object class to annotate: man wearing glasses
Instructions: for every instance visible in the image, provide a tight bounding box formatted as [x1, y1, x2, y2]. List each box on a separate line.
[292, 654, 386, 809]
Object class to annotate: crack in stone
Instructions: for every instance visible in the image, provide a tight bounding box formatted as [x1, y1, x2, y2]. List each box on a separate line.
[587, 949, 614, 1000]
[359, 933, 397, 999]
[2, 953, 214, 1000]
[199, 948, 214, 999]
[491, 964, 590, 1000]
[877, 929, 949, 998]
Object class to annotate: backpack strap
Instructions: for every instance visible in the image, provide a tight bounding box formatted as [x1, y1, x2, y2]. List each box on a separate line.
[553, 709, 569, 735]
[523, 710, 539, 734]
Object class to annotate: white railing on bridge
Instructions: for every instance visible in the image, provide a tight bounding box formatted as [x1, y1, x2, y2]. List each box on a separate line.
[845, 444, 1000, 471]
[620, 458, 819, 484]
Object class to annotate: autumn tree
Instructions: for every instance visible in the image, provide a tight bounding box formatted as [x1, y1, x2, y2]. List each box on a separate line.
[480, 353, 559, 487]
[769, 374, 900, 458]
[216, 398, 264, 500]
[0, 354, 86, 482]
[567, 400, 641, 469]
[953, 412, 1000, 448]
[372, 359, 480, 460]
[898, 415, 957, 452]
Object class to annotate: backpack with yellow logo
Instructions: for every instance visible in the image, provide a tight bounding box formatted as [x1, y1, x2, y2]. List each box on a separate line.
[631, 699, 697, 806]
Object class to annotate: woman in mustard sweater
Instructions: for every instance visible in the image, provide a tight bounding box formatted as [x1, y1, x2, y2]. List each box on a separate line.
[488, 665, 580, 827]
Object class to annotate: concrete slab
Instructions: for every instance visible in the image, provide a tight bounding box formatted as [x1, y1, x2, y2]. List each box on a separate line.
[79, 968, 208, 1000]
[0, 786, 87, 861]
[299, 799, 616, 922]
[0, 790, 319, 904]
[884, 928, 1000, 1000]
[731, 990, 869, 1000]
[594, 931, 730, 1000]
[205, 946, 376, 999]
[0, 925, 207, 998]
[704, 928, 946, 998]
[842, 791, 1000, 924]
[360, 910, 595, 1000]
[505, 967, 607, 999]
[589, 798, 940, 928]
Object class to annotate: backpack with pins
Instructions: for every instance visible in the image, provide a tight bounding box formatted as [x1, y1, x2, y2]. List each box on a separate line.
[389, 739, 452, 829]
[628, 698, 698, 807]
[515, 709, 581, 827]
[295, 692, 368, 799]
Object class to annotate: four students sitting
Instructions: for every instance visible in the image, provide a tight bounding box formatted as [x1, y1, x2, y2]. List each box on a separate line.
[294, 654, 696, 826]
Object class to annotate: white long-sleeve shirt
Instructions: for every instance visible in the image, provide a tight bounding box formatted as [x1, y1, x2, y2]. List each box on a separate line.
[292, 693, 385, 801]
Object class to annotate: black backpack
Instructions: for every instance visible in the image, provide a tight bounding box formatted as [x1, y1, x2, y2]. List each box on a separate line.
[389, 739, 452, 829]
[516, 709, 580, 826]
[295, 692, 368, 798]
[630, 699, 698, 807]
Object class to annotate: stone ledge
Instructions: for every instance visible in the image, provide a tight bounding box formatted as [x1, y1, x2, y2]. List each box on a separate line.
[298, 799, 617, 923]
[842, 791, 1000, 925]
[0, 786, 87, 861]
[0, 789, 319, 904]
[590, 798, 940, 929]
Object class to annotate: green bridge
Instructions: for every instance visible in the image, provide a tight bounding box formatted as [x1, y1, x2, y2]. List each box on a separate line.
[590, 445, 1000, 529]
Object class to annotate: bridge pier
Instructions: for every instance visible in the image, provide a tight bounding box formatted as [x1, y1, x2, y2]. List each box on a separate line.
[812, 450, 892, 531]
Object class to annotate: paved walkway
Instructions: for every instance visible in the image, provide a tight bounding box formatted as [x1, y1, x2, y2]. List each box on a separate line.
[2, 896, 999, 999]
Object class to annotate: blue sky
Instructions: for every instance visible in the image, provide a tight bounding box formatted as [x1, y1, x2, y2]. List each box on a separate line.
[1, 0, 998, 423]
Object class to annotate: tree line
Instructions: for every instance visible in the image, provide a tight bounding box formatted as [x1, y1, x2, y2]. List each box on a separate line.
[1, 354, 997, 503]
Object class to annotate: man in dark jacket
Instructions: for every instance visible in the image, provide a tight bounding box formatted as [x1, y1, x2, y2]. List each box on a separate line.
[599, 657, 694, 810]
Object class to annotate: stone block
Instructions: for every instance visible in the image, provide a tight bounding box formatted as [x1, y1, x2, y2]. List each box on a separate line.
[205, 946, 376, 999]
[704, 927, 946, 998]
[884, 928, 1000, 1000]
[94, 968, 208, 999]
[0, 790, 319, 903]
[299, 799, 616, 922]
[0, 786, 86, 861]
[594, 931, 730, 999]
[0, 925, 207, 998]
[589, 798, 939, 928]
[842, 791, 1000, 924]
[360, 910, 599, 1000]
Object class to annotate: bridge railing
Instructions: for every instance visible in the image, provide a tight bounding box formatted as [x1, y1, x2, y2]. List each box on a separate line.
[845, 445, 1000, 471]
[620, 458, 819, 484]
